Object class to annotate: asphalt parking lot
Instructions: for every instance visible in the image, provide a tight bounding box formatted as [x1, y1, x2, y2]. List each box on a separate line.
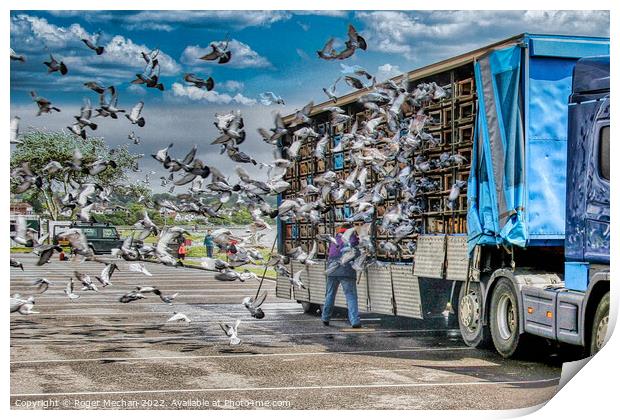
[10, 253, 562, 410]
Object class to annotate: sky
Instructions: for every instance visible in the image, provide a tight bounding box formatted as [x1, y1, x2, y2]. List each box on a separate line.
[9, 10, 610, 190]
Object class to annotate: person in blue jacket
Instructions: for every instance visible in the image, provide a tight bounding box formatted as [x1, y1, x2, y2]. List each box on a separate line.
[203, 230, 214, 258]
[321, 223, 361, 328]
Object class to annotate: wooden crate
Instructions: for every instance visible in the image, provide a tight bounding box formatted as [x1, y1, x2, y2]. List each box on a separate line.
[457, 124, 474, 144]
[457, 78, 474, 99]
[442, 106, 453, 127]
[458, 101, 475, 122]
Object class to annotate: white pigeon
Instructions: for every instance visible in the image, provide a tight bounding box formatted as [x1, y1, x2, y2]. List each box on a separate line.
[220, 319, 241, 345]
[167, 312, 191, 323]
[64, 278, 80, 301]
[128, 263, 152, 276]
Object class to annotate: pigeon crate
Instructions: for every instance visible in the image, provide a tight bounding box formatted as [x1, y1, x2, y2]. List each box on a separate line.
[457, 78, 474, 99]
[428, 109, 442, 129]
[330, 134, 341, 151]
[343, 204, 353, 220]
[399, 239, 417, 260]
[316, 158, 327, 173]
[299, 160, 314, 176]
[317, 241, 327, 257]
[285, 165, 295, 180]
[425, 216, 445, 234]
[457, 101, 475, 123]
[427, 196, 444, 213]
[333, 152, 345, 170]
[284, 240, 295, 253]
[333, 207, 344, 222]
[441, 106, 453, 128]
[299, 224, 310, 239]
[457, 124, 474, 144]
[299, 143, 312, 159]
[333, 122, 346, 134]
[318, 223, 329, 235]
[442, 129, 453, 145]
[445, 195, 467, 213]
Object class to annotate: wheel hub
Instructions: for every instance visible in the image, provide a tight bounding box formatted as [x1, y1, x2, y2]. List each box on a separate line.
[497, 294, 516, 340]
[595, 314, 609, 350]
[459, 290, 481, 332]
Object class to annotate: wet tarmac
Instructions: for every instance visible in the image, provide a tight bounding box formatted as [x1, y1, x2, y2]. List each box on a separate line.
[10, 254, 562, 410]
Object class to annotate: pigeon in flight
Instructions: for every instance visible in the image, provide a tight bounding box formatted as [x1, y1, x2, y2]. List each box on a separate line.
[128, 263, 152, 276]
[119, 290, 146, 303]
[81, 38, 105, 55]
[10, 294, 38, 315]
[64, 278, 80, 301]
[128, 131, 141, 145]
[32, 278, 52, 293]
[96, 86, 125, 119]
[183, 73, 214, 91]
[10, 116, 21, 145]
[95, 263, 119, 287]
[323, 77, 341, 102]
[126, 101, 146, 127]
[219, 319, 241, 345]
[199, 41, 232, 64]
[259, 92, 285, 106]
[43, 54, 68, 75]
[10, 48, 25, 62]
[30, 91, 61, 116]
[290, 270, 306, 289]
[167, 312, 191, 323]
[84, 81, 107, 94]
[10, 258, 24, 270]
[242, 292, 267, 319]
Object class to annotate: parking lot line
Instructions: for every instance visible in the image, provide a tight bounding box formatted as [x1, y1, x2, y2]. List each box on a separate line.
[10, 346, 474, 364]
[10, 377, 560, 398]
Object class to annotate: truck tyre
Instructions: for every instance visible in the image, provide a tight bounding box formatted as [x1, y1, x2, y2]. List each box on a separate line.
[301, 301, 320, 314]
[590, 291, 610, 356]
[489, 278, 527, 358]
[458, 282, 491, 348]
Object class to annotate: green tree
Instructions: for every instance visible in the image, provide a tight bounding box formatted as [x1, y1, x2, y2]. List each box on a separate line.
[10, 129, 143, 221]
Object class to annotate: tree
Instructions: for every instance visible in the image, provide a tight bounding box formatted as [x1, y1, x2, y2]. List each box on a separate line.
[10, 129, 142, 221]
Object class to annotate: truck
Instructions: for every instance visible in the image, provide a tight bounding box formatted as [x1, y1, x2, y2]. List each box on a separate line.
[275, 33, 610, 358]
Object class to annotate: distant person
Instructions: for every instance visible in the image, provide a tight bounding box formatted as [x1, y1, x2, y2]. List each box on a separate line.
[178, 242, 187, 260]
[227, 239, 238, 256]
[322, 223, 361, 328]
[203, 230, 214, 258]
[58, 250, 69, 261]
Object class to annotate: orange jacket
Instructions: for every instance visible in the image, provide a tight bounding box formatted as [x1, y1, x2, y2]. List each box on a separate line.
[178, 244, 187, 255]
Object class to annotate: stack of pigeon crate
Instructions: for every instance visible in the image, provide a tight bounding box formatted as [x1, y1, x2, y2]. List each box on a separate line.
[280, 67, 477, 263]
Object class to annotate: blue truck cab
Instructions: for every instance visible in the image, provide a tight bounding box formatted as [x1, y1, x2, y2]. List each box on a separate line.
[467, 51, 610, 357]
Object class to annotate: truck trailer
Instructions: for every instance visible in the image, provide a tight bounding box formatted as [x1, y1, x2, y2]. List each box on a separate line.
[275, 33, 610, 358]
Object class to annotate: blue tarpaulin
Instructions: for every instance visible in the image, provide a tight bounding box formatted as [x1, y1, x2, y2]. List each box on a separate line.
[468, 46, 525, 253]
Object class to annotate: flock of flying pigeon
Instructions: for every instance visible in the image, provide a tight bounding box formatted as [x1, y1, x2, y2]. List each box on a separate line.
[11, 22, 467, 345]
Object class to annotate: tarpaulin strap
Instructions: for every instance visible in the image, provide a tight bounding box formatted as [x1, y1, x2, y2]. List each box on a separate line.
[499, 206, 525, 220]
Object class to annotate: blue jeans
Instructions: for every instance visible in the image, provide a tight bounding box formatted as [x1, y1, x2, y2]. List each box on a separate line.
[321, 275, 360, 326]
[206, 246, 213, 258]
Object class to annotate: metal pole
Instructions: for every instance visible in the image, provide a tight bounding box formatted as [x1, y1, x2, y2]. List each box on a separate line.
[254, 236, 278, 300]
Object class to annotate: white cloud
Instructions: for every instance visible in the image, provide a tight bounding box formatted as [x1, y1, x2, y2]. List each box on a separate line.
[356, 10, 609, 59]
[10, 14, 181, 91]
[123, 10, 291, 30]
[127, 84, 147, 95]
[219, 80, 245, 92]
[376, 63, 402, 81]
[171, 83, 256, 105]
[181, 39, 271, 69]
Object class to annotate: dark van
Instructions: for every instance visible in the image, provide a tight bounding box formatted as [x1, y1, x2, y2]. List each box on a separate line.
[55, 222, 124, 255]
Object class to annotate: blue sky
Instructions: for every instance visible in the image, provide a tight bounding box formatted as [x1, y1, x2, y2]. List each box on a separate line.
[9, 10, 610, 186]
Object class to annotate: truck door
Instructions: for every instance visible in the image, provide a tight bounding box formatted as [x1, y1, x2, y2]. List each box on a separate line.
[584, 98, 610, 263]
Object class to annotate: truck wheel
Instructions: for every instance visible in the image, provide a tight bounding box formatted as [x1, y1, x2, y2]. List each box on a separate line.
[590, 292, 610, 355]
[301, 301, 320, 314]
[489, 278, 527, 358]
[458, 282, 490, 348]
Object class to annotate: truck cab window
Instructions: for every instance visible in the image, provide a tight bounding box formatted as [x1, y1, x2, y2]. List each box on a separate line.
[599, 125, 610, 180]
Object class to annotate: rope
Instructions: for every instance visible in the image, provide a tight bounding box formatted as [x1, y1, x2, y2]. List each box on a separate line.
[254, 236, 278, 300]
